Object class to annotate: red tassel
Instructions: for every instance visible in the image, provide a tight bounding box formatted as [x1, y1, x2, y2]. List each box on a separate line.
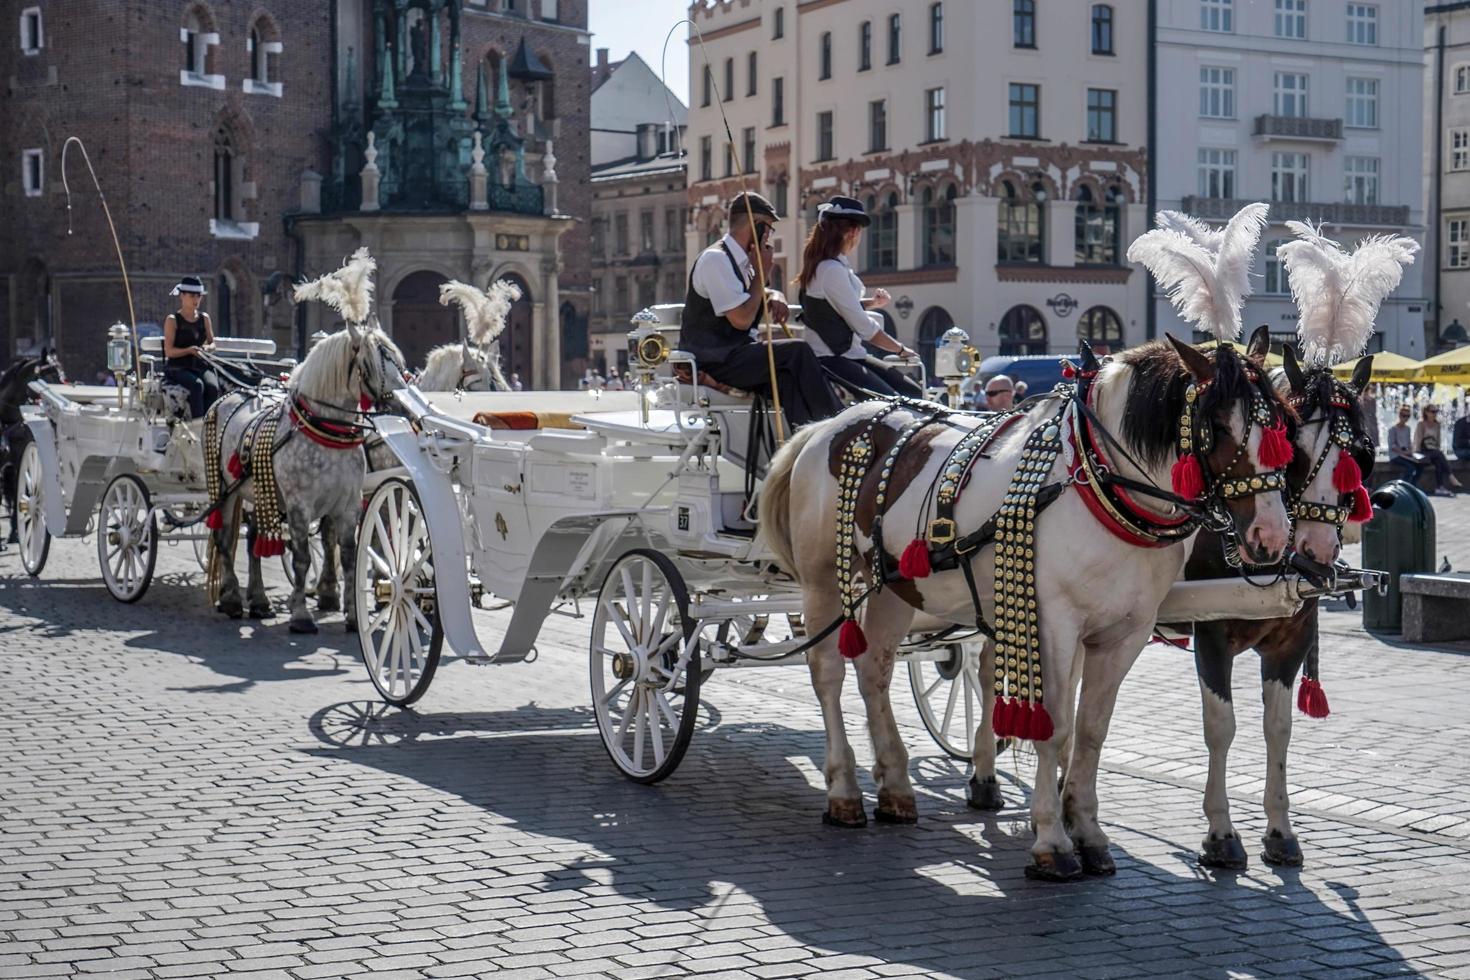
[226, 453, 243, 480]
[1028, 702, 1055, 742]
[1297, 678, 1330, 719]
[992, 696, 1014, 739]
[1171, 453, 1205, 500]
[204, 509, 223, 530]
[1348, 485, 1373, 523]
[837, 619, 867, 659]
[1014, 700, 1035, 740]
[1061, 362, 1077, 379]
[359, 395, 374, 412]
[1333, 452, 1363, 494]
[1258, 422, 1294, 469]
[898, 539, 932, 579]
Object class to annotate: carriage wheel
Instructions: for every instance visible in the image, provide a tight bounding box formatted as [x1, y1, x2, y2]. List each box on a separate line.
[590, 549, 701, 784]
[907, 643, 984, 761]
[355, 478, 442, 707]
[16, 441, 50, 577]
[97, 473, 158, 603]
[281, 519, 326, 594]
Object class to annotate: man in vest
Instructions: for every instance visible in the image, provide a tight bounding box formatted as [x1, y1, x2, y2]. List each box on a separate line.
[681, 193, 842, 426]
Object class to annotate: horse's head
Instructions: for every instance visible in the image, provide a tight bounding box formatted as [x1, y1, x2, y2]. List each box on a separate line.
[35, 349, 63, 386]
[1278, 347, 1375, 568]
[349, 317, 409, 410]
[1168, 327, 1293, 564]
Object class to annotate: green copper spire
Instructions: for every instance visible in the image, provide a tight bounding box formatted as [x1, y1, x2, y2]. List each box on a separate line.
[495, 55, 512, 119]
[379, 42, 397, 108]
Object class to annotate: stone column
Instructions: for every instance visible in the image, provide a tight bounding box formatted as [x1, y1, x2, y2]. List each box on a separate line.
[469, 131, 488, 211]
[540, 255, 563, 389]
[955, 194, 999, 353]
[430, 9, 442, 83]
[1049, 200, 1078, 268]
[896, 202, 922, 268]
[360, 133, 381, 212]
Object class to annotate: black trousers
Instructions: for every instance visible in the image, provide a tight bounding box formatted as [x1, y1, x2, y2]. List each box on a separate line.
[704, 340, 843, 427]
[819, 356, 924, 399]
[164, 366, 221, 419]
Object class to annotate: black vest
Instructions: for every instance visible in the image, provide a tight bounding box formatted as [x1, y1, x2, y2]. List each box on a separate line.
[796, 289, 858, 356]
[680, 243, 752, 367]
[167, 311, 209, 370]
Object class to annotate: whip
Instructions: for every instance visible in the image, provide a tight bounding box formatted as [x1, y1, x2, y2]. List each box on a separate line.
[61, 137, 138, 391]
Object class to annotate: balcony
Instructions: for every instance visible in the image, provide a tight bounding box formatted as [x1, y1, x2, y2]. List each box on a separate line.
[1180, 197, 1410, 228]
[1252, 114, 1344, 142]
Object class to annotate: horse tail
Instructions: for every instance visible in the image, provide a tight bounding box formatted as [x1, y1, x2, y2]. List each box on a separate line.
[759, 417, 838, 582]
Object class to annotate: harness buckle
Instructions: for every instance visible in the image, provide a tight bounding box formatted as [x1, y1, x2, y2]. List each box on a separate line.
[926, 518, 957, 545]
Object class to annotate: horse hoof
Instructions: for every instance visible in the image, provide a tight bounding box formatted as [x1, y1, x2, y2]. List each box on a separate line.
[247, 604, 272, 620]
[822, 799, 867, 829]
[1078, 844, 1116, 876]
[1024, 850, 1084, 882]
[1198, 834, 1249, 870]
[289, 619, 318, 635]
[967, 776, 1005, 812]
[316, 595, 341, 613]
[217, 601, 244, 620]
[1261, 833, 1304, 867]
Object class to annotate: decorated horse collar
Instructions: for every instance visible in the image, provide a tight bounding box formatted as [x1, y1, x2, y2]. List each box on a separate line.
[1172, 369, 1291, 512]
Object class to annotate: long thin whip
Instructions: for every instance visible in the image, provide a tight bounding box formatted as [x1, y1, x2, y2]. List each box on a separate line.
[61, 137, 138, 391]
[662, 19, 787, 444]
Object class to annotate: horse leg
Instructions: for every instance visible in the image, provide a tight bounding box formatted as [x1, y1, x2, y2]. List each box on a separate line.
[214, 502, 244, 619]
[853, 590, 917, 824]
[1195, 622, 1247, 869]
[1257, 621, 1311, 867]
[315, 515, 342, 613]
[1026, 623, 1084, 882]
[335, 505, 359, 631]
[3, 458, 16, 544]
[967, 639, 1006, 811]
[806, 584, 864, 828]
[286, 512, 317, 634]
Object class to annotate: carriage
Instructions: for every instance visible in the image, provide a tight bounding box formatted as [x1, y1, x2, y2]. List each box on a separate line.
[352, 306, 1384, 782]
[15, 333, 290, 602]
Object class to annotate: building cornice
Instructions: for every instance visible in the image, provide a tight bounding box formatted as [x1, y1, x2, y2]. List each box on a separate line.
[996, 265, 1134, 285]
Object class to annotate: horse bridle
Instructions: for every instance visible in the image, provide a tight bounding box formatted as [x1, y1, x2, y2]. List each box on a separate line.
[1287, 380, 1367, 533]
[1178, 371, 1289, 534]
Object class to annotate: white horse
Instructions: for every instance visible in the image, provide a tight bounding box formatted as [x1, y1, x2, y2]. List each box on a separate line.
[414, 278, 522, 393]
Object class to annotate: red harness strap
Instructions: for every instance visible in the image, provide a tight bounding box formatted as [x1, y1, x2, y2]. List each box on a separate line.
[290, 398, 368, 450]
[1066, 386, 1192, 549]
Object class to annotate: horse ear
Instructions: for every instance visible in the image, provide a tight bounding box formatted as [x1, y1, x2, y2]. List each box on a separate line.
[1077, 338, 1101, 374]
[346, 319, 363, 344]
[1282, 343, 1307, 394]
[1351, 354, 1374, 393]
[1245, 324, 1271, 365]
[1166, 333, 1215, 384]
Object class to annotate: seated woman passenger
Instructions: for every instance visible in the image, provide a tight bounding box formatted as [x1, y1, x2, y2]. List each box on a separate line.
[794, 196, 924, 399]
[162, 276, 221, 419]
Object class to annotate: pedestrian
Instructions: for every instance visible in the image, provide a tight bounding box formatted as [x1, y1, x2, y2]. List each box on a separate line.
[1453, 400, 1470, 460]
[1415, 404, 1461, 496]
[983, 374, 1016, 412]
[1358, 384, 1379, 447]
[679, 192, 842, 427]
[162, 276, 220, 419]
[510, 372, 523, 392]
[792, 195, 923, 399]
[605, 368, 624, 391]
[1387, 404, 1427, 485]
[1013, 380, 1029, 401]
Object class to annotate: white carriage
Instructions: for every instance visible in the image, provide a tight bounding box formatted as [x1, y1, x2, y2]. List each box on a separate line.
[16, 332, 289, 602]
[354, 308, 1382, 781]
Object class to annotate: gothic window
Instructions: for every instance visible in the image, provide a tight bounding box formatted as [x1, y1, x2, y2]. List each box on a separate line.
[537, 51, 557, 119]
[180, 5, 222, 89]
[213, 128, 238, 224]
[20, 6, 43, 54]
[246, 14, 282, 96]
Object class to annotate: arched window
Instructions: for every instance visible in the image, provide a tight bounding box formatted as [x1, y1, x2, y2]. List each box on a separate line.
[997, 180, 1044, 263]
[1077, 306, 1123, 353]
[1074, 183, 1121, 265]
[922, 183, 957, 266]
[246, 15, 283, 96]
[536, 51, 557, 119]
[1091, 4, 1114, 54]
[999, 304, 1047, 355]
[213, 127, 237, 223]
[180, 5, 221, 88]
[865, 191, 898, 271]
[917, 306, 954, 377]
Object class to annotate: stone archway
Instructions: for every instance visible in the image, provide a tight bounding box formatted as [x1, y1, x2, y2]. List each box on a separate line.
[999, 304, 1048, 356]
[499, 273, 534, 388]
[916, 306, 953, 378]
[391, 270, 456, 372]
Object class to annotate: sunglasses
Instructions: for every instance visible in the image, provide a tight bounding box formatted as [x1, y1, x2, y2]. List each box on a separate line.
[985, 388, 1010, 396]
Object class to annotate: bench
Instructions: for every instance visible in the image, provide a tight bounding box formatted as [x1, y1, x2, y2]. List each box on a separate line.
[1369, 454, 1470, 492]
[1400, 573, 1470, 643]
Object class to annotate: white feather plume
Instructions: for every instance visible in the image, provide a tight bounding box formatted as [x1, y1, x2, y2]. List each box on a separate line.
[1276, 222, 1419, 367]
[293, 247, 377, 325]
[437, 278, 523, 346]
[1155, 210, 1225, 254]
[1126, 202, 1268, 341]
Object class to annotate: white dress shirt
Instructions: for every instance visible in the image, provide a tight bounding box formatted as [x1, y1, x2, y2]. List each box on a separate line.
[691, 234, 754, 316]
[803, 254, 883, 359]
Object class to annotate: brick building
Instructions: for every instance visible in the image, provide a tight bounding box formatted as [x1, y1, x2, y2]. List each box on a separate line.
[2, 0, 593, 388]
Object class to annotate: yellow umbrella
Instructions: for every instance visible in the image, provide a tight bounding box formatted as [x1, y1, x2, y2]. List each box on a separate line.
[1413, 345, 1470, 385]
[1331, 350, 1422, 382]
[1196, 340, 1283, 368]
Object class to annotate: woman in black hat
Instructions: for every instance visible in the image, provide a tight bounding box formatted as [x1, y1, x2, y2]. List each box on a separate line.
[793, 196, 923, 399]
[163, 276, 220, 418]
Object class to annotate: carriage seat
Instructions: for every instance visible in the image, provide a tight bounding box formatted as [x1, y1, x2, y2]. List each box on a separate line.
[137, 336, 277, 357]
[471, 409, 586, 431]
[670, 362, 752, 404]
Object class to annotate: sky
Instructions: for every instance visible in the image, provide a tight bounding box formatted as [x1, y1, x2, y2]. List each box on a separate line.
[588, 0, 692, 107]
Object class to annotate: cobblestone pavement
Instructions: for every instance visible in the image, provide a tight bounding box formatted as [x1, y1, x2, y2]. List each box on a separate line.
[2, 497, 1470, 980]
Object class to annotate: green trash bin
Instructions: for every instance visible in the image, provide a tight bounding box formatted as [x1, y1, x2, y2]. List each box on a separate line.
[1361, 480, 1436, 632]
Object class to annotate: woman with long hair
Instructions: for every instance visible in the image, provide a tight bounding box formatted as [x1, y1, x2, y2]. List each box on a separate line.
[162, 276, 220, 418]
[793, 196, 923, 398]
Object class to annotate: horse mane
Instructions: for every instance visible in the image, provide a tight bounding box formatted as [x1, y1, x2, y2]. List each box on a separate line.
[1117, 341, 1276, 468]
[289, 328, 361, 404]
[417, 345, 463, 392]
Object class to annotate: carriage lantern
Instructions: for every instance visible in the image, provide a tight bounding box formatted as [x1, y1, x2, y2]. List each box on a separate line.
[933, 326, 979, 408]
[627, 308, 669, 424]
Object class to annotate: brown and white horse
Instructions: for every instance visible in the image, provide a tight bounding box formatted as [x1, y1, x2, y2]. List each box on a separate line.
[762, 329, 1292, 881]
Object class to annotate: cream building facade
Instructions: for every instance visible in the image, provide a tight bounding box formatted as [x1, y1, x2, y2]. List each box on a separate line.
[1426, 2, 1470, 353]
[684, 0, 1150, 368]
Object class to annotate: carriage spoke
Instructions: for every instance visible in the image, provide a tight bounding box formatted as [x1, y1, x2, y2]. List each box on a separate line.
[407, 599, 434, 639]
[646, 694, 664, 765]
[615, 687, 637, 744]
[653, 690, 679, 730]
[940, 673, 960, 737]
[632, 688, 647, 768]
[605, 600, 639, 652]
[600, 676, 631, 707]
[962, 667, 975, 748]
[639, 562, 654, 644]
[648, 587, 672, 645]
[924, 673, 945, 699]
[619, 566, 641, 641]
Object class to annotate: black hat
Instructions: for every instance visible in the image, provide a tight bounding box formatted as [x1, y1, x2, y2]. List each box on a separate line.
[728, 191, 780, 223]
[816, 195, 870, 227]
[170, 276, 207, 296]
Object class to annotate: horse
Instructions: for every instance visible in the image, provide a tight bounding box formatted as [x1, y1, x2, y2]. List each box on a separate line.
[205, 320, 406, 632]
[761, 329, 1293, 881]
[0, 352, 64, 545]
[1187, 352, 1377, 871]
[416, 340, 508, 392]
